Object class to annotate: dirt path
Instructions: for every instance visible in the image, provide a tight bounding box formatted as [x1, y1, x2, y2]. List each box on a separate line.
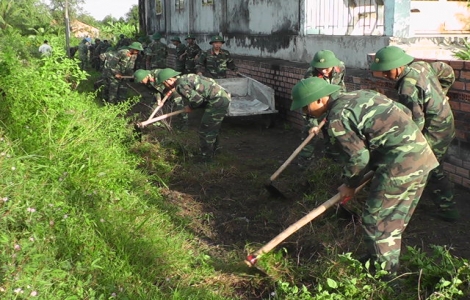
[129, 81, 470, 298]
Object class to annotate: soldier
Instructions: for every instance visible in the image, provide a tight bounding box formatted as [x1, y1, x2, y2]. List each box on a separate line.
[156, 68, 231, 161]
[370, 46, 457, 222]
[171, 37, 186, 73]
[299, 50, 347, 165]
[90, 39, 101, 71]
[197, 35, 238, 79]
[182, 34, 201, 74]
[77, 39, 89, 70]
[116, 34, 131, 49]
[100, 42, 144, 104]
[291, 77, 438, 276]
[145, 33, 168, 70]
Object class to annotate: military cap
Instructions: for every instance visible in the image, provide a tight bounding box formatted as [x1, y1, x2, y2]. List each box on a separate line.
[310, 50, 341, 69]
[152, 33, 162, 40]
[171, 36, 181, 42]
[369, 46, 414, 71]
[157, 68, 181, 84]
[128, 42, 144, 51]
[185, 34, 196, 40]
[209, 35, 225, 44]
[134, 69, 151, 83]
[290, 77, 340, 111]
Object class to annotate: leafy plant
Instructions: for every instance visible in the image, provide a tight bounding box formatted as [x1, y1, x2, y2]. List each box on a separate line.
[453, 39, 470, 60]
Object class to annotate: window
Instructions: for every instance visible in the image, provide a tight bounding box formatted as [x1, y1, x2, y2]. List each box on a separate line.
[202, 0, 214, 6]
[156, 0, 163, 15]
[175, 0, 184, 11]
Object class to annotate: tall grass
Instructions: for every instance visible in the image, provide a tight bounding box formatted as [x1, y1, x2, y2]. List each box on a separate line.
[0, 32, 228, 299]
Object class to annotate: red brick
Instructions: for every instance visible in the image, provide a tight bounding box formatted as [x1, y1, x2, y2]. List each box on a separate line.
[462, 178, 470, 189]
[464, 161, 470, 170]
[443, 162, 456, 173]
[454, 70, 460, 79]
[451, 81, 466, 91]
[449, 100, 460, 111]
[448, 173, 463, 185]
[455, 130, 466, 140]
[455, 166, 470, 178]
[449, 60, 464, 70]
[460, 71, 470, 80]
[466, 83, 470, 91]
[448, 156, 463, 167]
[352, 77, 361, 84]
[460, 101, 470, 112]
[465, 61, 470, 70]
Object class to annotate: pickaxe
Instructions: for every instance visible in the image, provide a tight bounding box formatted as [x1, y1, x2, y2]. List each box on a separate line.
[246, 170, 374, 267]
[265, 119, 326, 198]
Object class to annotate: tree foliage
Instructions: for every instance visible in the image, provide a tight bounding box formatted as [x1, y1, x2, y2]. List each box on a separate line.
[0, 0, 51, 33]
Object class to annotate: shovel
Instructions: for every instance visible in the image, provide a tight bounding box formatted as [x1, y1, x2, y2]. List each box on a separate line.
[247, 170, 374, 267]
[265, 119, 326, 198]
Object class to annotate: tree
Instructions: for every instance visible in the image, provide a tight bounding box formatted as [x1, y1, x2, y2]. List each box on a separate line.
[0, 0, 51, 33]
[125, 5, 139, 27]
[48, 0, 85, 23]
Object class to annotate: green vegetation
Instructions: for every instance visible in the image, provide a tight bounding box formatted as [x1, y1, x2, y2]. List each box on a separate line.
[454, 39, 470, 60]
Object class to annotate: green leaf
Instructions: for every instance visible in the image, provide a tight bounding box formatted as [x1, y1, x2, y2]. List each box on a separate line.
[326, 278, 338, 289]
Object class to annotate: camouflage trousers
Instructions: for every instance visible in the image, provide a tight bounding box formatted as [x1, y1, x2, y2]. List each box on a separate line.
[174, 60, 185, 73]
[362, 172, 429, 274]
[171, 96, 189, 130]
[105, 77, 127, 104]
[426, 147, 455, 210]
[185, 59, 197, 74]
[198, 95, 230, 157]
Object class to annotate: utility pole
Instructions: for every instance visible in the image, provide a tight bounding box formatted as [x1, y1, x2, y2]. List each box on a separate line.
[65, 0, 71, 57]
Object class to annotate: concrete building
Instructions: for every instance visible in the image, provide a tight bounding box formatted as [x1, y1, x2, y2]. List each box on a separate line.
[138, 0, 469, 68]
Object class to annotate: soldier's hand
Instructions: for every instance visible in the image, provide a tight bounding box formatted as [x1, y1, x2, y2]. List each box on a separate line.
[338, 184, 355, 203]
[115, 74, 122, 79]
[309, 126, 320, 135]
[184, 106, 193, 113]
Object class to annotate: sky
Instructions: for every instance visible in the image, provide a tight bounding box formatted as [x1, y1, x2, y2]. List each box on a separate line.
[81, 0, 137, 21]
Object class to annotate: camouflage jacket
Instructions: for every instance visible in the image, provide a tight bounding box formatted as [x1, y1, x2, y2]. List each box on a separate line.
[172, 74, 230, 108]
[197, 48, 237, 79]
[145, 41, 168, 66]
[77, 43, 88, 59]
[100, 49, 135, 77]
[96, 42, 110, 55]
[304, 62, 347, 92]
[185, 43, 201, 60]
[175, 43, 187, 58]
[147, 68, 164, 94]
[395, 61, 455, 152]
[327, 90, 438, 188]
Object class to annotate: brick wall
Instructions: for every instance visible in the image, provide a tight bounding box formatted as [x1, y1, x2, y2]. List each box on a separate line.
[167, 50, 470, 189]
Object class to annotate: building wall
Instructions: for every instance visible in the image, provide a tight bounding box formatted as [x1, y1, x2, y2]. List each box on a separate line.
[141, 0, 469, 69]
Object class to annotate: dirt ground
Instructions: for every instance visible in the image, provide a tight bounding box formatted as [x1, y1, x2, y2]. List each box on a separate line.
[128, 81, 470, 299]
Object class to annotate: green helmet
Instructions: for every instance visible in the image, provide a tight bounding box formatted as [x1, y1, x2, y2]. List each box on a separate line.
[209, 35, 225, 44]
[185, 34, 196, 40]
[290, 77, 341, 111]
[171, 36, 181, 42]
[310, 50, 341, 68]
[128, 42, 144, 51]
[157, 68, 181, 84]
[152, 33, 162, 40]
[134, 69, 151, 83]
[369, 46, 414, 71]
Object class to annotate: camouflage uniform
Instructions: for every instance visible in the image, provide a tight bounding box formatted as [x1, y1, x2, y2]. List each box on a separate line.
[115, 35, 131, 49]
[100, 49, 135, 103]
[173, 41, 187, 73]
[299, 51, 347, 161]
[395, 61, 456, 213]
[326, 89, 439, 274]
[77, 40, 89, 70]
[197, 36, 237, 79]
[171, 74, 231, 158]
[145, 36, 168, 69]
[184, 37, 201, 74]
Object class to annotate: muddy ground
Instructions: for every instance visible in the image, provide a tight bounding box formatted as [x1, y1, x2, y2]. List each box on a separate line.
[128, 81, 470, 299]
